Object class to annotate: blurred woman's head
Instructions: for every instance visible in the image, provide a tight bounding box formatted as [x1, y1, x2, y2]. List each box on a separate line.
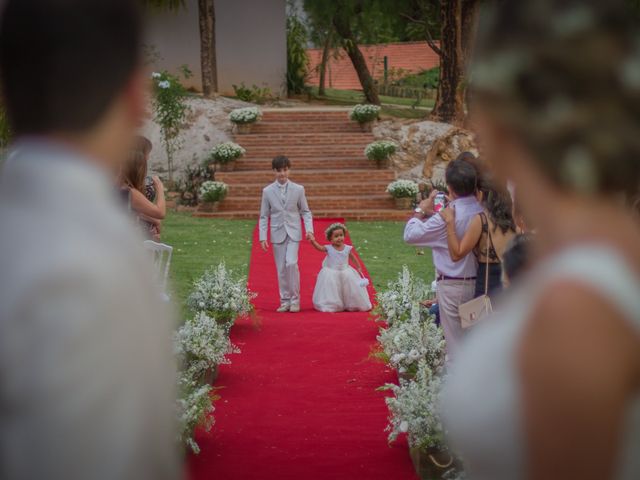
[121, 136, 151, 192]
[470, 0, 640, 227]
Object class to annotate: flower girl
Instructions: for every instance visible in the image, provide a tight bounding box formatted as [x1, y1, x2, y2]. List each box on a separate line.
[309, 223, 372, 312]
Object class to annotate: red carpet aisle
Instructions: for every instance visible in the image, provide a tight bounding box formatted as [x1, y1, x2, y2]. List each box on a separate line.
[188, 219, 418, 480]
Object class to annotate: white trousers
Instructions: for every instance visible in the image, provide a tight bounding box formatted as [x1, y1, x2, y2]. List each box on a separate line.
[437, 279, 476, 363]
[272, 236, 300, 306]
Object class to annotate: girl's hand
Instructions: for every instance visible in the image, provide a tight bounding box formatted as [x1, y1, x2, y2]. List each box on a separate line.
[152, 175, 164, 192]
[440, 205, 456, 224]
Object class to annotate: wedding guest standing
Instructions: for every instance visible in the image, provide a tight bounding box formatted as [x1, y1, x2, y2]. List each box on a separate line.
[443, 1, 640, 479]
[404, 157, 483, 360]
[0, 1, 179, 479]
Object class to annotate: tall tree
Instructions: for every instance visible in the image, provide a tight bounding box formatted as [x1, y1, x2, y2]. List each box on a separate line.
[142, 0, 218, 97]
[198, 0, 218, 97]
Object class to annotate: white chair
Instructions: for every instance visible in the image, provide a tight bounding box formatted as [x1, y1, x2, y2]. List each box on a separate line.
[143, 240, 173, 301]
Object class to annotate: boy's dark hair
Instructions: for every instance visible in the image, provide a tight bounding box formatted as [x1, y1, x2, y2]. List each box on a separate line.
[0, 0, 142, 135]
[272, 155, 291, 170]
[503, 234, 534, 283]
[445, 157, 478, 197]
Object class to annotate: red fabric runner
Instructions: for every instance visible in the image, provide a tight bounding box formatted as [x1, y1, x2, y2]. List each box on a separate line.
[187, 219, 418, 479]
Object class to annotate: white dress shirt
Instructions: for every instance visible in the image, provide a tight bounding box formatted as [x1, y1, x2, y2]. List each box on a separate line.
[0, 139, 179, 480]
[404, 195, 483, 278]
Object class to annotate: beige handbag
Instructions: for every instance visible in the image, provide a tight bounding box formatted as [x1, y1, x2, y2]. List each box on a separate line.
[460, 216, 494, 329]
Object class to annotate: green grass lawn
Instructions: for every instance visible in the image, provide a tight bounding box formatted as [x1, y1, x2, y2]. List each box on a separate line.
[163, 212, 435, 311]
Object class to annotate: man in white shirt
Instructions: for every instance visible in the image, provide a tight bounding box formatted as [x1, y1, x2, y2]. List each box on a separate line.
[404, 157, 483, 360]
[0, 1, 179, 479]
[259, 155, 314, 313]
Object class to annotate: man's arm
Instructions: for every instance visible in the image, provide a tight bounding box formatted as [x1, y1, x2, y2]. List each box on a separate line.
[404, 213, 447, 247]
[298, 186, 314, 238]
[259, 189, 270, 248]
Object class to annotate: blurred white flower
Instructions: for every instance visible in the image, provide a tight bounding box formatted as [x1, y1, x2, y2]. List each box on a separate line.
[158, 80, 170, 89]
[399, 421, 409, 433]
[151, 72, 161, 79]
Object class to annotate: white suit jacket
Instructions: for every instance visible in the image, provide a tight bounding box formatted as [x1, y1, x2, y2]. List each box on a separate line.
[259, 181, 313, 243]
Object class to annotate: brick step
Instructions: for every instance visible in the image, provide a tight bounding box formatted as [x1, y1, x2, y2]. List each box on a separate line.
[225, 181, 391, 197]
[233, 133, 374, 145]
[194, 209, 409, 221]
[233, 157, 376, 171]
[241, 145, 367, 157]
[217, 195, 395, 211]
[250, 122, 366, 134]
[216, 169, 396, 184]
[260, 110, 351, 121]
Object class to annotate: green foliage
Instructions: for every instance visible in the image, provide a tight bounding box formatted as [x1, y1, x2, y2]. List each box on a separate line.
[176, 163, 213, 207]
[365, 140, 397, 161]
[232, 83, 274, 104]
[151, 70, 190, 183]
[199, 181, 228, 203]
[395, 67, 440, 89]
[286, 2, 309, 94]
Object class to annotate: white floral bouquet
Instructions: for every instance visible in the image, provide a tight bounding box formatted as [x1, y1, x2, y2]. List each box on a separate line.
[229, 106, 262, 124]
[365, 140, 397, 162]
[176, 375, 216, 454]
[349, 104, 381, 123]
[378, 304, 445, 378]
[175, 311, 240, 385]
[387, 179, 419, 198]
[187, 263, 256, 324]
[199, 181, 228, 203]
[381, 360, 447, 450]
[210, 142, 246, 164]
[374, 266, 431, 326]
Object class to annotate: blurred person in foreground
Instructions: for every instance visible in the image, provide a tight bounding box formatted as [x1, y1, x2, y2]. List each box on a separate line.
[0, 1, 179, 479]
[443, 1, 640, 479]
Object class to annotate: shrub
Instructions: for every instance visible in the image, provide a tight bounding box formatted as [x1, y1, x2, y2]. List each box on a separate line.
[176, 163, 213, 206]
[199, 181, 228, 203]
[229, 107, 262, 125]
[286, 7, 309, 94]
[365, 140, 397, 162]
[349, 104, 381, 123]
[151, 69, 191, 183]
[186, 262, 256, 325]
[387, 179, 419, 198]
[209, 142, 246, 164]
[232, 83, 274, 104]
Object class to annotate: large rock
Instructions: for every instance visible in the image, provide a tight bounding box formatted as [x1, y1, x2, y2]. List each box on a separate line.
[373, 118, 477, 185]
[141, 96, 253, 181]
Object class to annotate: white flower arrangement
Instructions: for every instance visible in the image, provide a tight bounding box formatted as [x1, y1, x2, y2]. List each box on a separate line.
[158, 80, 171, 89]
[229, 106, 262, 125]
[349, 104, 381, 123]
[377, 304, 445, 378]
[210, 142, 246, 164]
[381, 360, 447, 451]
[374, 266, 431, 326]
[176, 375, 216, 454]
[187, 262, 256, 324]
[365, 140, 397, 162]
[387, 179, 419, 199]
[175, 311, 240, 386]
[199, 181, 228, 203]
[151, 72, 162, 79]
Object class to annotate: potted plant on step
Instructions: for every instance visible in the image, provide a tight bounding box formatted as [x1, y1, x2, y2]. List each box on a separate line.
[365, 140, 397, 169]
[198, 181, 228, 212]
[210, 142, 246, 171]
[229, 106, 262, 134]
[387, 180, 419, 210]
[349, 104, 381, 131]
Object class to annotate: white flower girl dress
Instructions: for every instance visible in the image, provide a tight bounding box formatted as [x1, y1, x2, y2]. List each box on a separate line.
[312, 245, 372, 312]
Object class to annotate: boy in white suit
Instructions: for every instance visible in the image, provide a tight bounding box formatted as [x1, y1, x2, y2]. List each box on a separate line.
[259, 156, 314, 312]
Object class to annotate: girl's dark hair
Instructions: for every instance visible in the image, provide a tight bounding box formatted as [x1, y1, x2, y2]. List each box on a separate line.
[325, 223, 347, 241]
[122, 149, 147, 194]
[503, 234, 534, 282]
[479, 174, 516, 234]
[136, 135, 152, 157]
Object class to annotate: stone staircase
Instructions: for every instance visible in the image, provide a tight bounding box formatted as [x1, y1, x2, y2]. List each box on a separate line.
[195, 108, 408, 221]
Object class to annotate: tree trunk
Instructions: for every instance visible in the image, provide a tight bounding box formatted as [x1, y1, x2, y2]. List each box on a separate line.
[430, 0, 465, 124]
[198, 0, 217, 97]
[318, 31, 332, 97]
[332, 13, 380, 105]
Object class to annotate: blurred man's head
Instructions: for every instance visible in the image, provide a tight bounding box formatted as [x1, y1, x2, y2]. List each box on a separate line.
[0, 0, 145, 168]
[445, 158, 478, 199]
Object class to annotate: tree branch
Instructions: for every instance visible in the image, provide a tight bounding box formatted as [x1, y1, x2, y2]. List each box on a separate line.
[400, 13, 442, 56]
